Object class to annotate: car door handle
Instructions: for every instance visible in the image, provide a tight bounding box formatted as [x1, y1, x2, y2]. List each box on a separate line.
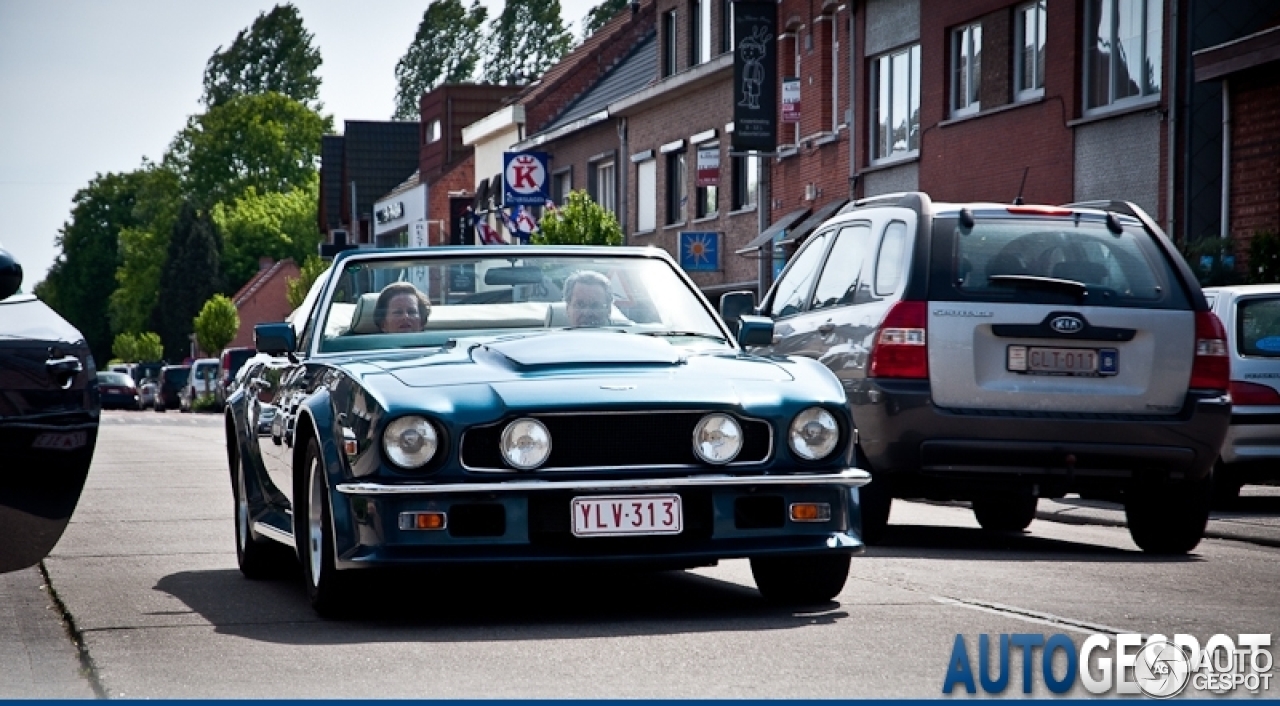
[45, 355, 82, 389]
[818, 322, 835, 335]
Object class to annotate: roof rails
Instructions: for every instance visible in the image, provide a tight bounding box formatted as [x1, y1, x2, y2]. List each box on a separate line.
[837, 191, 929, 215]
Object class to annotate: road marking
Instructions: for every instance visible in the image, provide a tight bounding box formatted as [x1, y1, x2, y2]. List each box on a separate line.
[932, 596, 1130, 636]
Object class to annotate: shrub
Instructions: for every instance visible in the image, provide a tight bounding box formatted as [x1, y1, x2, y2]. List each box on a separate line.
[193, 393, 221, 413]
[1176, 236, 1242, 287]
[1248, 230, 1280, 284]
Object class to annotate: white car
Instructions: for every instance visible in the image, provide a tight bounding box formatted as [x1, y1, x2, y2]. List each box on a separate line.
[179, 358, 220, 412]
[1204, 284, 1280, 502]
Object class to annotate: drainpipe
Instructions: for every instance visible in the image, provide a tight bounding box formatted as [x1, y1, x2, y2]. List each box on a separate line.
[1220, 80, 1231, 240]
[1165, 0, 1178, 239]
[618, 117, 629, 244]
[848, 4, 857, 199]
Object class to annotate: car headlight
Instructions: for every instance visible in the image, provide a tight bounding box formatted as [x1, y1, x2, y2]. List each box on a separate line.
[382, 416, 439, 469]
[788, 407, 839, 461]
[692, 413, 743, 464]
[500, 418, 551, 470]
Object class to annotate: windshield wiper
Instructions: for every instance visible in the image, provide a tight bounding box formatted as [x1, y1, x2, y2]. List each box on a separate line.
[987, 274, 1088, 299]
[639, 331, 727, 342]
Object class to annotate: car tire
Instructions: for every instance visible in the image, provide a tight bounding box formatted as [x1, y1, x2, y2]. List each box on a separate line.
[234, 457, 284, 580]
[972, 493, 1038, 532]
[1124, 476, 1211, 554]
[751, 553, 851, 605]
[857, 472, 892, 545]
[296, 438, 352, 618]
[1211, 462, 1243, 508]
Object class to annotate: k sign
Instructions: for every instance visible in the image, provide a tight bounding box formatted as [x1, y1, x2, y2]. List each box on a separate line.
[503, 152, 550, 206]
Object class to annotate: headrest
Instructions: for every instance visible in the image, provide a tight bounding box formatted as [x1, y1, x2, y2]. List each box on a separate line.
[349, 292, 383, 334]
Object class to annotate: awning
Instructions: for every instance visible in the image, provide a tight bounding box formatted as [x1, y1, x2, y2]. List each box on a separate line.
[778, 198, 849, 246]
[735, 207, 811, 254]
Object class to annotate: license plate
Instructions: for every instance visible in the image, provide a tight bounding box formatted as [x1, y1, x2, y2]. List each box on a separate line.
[1007, 346, 1118, 376]
[31, 431, 88, 451]
[571, 494, 683, 537]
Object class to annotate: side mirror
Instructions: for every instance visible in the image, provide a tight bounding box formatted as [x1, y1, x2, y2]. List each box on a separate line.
[0, 248, 23, 300]
[719, 290, 757, 335]
[254, 323, 296, 356]
[737, 315, 775, 348]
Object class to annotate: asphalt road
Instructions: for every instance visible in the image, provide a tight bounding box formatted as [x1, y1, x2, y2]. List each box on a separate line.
[2, 410, 1277, 699]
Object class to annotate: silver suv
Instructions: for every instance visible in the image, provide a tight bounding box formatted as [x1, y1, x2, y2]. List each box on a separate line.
[743, 192, 1231, 553]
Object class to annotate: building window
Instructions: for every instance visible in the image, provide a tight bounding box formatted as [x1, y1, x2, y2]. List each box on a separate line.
[552, 168, 572, 205]
[871, 44, 920, 162]
[694, 142, 718, 219]
[666, 150, 686, 225]
[951, 23, 981, 117]
[690, 0, 711, 65]
[732, 153, 758, 210]
[637, 159, 656, 231]
[1015, 1, 1046, 101]
[426, 119, 442, 144]
[720, 0, 734, 53]
[662, 10, 678, 77]
[1085, 0, 1162, 110]
[591, 159, 616, 215]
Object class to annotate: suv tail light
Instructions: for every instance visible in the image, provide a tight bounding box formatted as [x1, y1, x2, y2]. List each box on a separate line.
[869, 301, 928, 379]
[1230, 381, 1280, 406]
[1189, 311, 1229, 392]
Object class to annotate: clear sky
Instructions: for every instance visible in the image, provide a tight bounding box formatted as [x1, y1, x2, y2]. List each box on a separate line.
[0, 0, 595, 289]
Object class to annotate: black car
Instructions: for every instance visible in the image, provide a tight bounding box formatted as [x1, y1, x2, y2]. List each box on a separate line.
[0, 248, 98, 573]
[96, 371, 141, 410]
[153, 365, 190, 412]
[743, 193, 1231, 554]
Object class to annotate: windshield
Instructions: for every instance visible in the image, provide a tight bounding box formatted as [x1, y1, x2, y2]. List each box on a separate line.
[97, 372, 133, 386]
[316, 253, 725, 354]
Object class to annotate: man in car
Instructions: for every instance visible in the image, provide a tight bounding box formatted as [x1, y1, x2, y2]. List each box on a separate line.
[563, 270, 613, 327]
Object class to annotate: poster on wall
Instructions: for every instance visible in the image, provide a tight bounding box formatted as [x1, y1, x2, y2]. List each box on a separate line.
[679, 232, 720, 272]
[731, 0, 777, 152]
[782, 77, 801, 123]
[696, 146, 720, 187]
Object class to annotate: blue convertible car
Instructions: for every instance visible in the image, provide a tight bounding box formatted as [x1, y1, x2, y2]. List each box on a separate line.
[224, 246, 869, 616]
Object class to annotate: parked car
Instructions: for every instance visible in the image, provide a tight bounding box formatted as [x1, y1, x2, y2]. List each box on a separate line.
[95, 371, 141, 410]
[0, 247, 98, 573]
[738, 192, 1231, 554]
[138, 377, 159, 409]
[179, 357, 219, 412]
[154, 365, 190, 412]
[225, 246, 868, 616]
[215, 346, 257, 409]
[1203, 284, 1280, 503]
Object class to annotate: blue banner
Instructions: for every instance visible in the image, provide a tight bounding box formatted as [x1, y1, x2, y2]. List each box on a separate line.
[503, 152, 550, 206]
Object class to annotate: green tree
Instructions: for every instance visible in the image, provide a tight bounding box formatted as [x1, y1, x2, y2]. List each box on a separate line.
[155, 202, 224, 360]
[167, 92, 331, 207]
[194, 294, 240, 356]
[582, 0, 628, 37]
[393, 0, 488, 120]
[109, 162, 183, 336]
[112, 333, 140, 363]
[135, 332, 165, 362]
[213, 177, 322, 293]
[483, 0, 574, 84]
[287, 255, 329, 309]
[40, 171, 146, 365]
[532, 189, 622, 245]
[202, 3, 323, 111]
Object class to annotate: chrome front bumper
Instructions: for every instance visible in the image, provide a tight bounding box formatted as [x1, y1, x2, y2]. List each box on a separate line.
[337, 468, 871, 495]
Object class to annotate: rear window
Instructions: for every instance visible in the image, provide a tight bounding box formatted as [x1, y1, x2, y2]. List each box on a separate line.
[162, 368, 189, 384]
[1239, 297, 1280, 357]
[223, 348, 256, 377]
[97, 372, 132, 386]
[929, 213, 1189, 309]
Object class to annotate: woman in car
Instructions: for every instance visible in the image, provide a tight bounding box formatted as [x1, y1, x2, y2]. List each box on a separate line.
[374, 282, 431, 333]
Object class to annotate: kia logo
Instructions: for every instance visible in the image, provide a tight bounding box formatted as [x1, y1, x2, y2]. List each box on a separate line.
[1050, 316, 1085, 334]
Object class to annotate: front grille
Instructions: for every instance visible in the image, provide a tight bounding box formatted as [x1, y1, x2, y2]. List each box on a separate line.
[461, 412, 771, 471]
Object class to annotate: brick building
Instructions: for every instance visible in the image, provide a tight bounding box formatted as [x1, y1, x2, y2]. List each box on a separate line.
[227, 258, 301, 349]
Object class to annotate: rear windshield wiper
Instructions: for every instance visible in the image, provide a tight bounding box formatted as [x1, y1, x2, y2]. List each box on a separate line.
[987, 274, 1088, 298]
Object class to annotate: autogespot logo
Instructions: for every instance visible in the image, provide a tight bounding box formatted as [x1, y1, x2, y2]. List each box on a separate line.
[942, 633, 1274, 697]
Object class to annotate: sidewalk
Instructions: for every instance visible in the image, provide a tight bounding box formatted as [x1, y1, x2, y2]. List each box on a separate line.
[1035, 485, 1280, 548]
[0, 565, 95, 698]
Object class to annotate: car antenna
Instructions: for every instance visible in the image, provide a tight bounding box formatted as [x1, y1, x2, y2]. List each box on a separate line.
[1013, 167, 1029, 205]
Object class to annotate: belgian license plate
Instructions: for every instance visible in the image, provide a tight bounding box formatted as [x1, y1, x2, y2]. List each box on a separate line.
[1007, 345, 1118, 376]
[571, 494, 683, 537]
[31, 431, 88, 451]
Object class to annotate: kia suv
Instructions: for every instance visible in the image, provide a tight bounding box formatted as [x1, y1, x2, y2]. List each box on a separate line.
[744, 192, 1231, 553]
